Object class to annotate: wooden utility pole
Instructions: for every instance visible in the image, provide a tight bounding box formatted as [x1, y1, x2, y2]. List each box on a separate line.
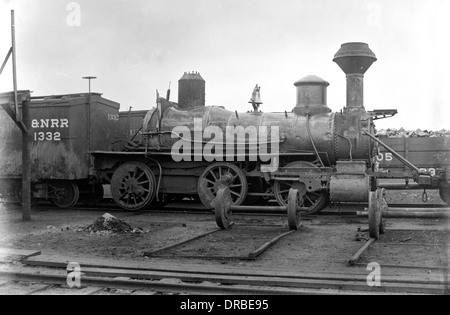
[13, 10, 32, 221]
[21, 97, 31, 221]
[0, 10, 31, 221]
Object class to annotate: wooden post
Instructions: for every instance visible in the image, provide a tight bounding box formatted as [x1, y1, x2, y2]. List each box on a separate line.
[11, 11, 19, 123]
[21, 98, 31, 221]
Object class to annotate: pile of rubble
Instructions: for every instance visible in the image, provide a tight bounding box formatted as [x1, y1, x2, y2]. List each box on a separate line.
[82, 213, 147, 235]
[377, 128, 450, 138]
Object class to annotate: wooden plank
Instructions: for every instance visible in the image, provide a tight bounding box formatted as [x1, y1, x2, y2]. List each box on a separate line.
[0, 248, 41, 259]
[132, 290, 158, 295]
[32, 286, 104, 296]
[349, 238, 376, 266]
[0, 283, 49, 295]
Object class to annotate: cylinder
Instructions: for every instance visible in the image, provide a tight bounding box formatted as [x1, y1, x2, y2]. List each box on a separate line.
[178, 72, 205, 110]
[330, 175, 370, 202]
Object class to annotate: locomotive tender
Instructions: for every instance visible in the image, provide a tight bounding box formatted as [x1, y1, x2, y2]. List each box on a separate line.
[92, 42, 432, 213]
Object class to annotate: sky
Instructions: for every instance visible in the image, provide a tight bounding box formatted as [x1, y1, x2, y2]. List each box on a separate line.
[0, 0, 449, 130]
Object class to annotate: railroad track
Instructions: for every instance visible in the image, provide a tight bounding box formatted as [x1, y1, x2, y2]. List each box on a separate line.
[1, 257, 448, 295]
[0, 270, 383, 295]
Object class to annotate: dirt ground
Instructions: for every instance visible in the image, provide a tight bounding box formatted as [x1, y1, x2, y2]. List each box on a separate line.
[1, 197, 449, 279]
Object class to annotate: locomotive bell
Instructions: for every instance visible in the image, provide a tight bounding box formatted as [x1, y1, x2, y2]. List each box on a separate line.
[249, 84, 263, 112]
[333, 42, 377, 112]
[293, 75, 331, 116]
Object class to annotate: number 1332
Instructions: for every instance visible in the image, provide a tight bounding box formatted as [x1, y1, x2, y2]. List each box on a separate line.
[34, 131, 61, 141]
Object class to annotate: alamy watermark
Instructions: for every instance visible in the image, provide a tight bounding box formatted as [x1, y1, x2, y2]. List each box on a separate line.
[66, 2, 81, 27]
[366, 262, 381, 287]
[67, 262, 82, 288]
[366, 2, 381, 27]
[170, 118, 280, 172]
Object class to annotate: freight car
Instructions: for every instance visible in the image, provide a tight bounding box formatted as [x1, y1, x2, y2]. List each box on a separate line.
[377, 136, 450, 204]
[90, 42, 436, 215]
[0, 93, 119, 207]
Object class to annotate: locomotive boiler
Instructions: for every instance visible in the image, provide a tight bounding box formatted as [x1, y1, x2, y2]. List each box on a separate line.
[92, 42, 407, 214]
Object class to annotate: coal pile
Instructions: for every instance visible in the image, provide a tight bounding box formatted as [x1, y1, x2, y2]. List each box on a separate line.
[83, 213, 146, 235]
[377, 128, 450, 138]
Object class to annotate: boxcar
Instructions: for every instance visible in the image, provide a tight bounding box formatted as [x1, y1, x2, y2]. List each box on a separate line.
[0, 93, 120, 207]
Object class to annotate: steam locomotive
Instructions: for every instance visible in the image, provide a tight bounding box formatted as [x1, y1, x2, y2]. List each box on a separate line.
[91, 42, 435, 213]
[1, 42, 439, 212]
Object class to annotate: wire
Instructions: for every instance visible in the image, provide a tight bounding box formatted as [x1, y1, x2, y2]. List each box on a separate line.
[306, 114, 325, 167]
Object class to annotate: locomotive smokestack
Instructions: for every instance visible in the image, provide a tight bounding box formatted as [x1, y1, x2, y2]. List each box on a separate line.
[178, 71, 205, 110]
[333, 42, 377, 112]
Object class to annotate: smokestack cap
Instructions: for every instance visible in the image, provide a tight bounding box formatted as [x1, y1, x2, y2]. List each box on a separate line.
[333, 42, 377, 75]
[179, 72, 205, 81]
[294, 75, 330, 87]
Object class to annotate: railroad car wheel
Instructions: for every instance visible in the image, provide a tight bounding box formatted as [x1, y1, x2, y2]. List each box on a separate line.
[215, 188, 233, 229]
[79, 183, 104, 207]
[111, 162, 156, 211]
[273, 161, 328, 215]
[198, 162, 248, 209]
[15, 182, 38, 207]
[439, 185, 450, 204]
[287, 189, 301, 230]
[368, 189, 386, 240]
[51, 182, 80, 209]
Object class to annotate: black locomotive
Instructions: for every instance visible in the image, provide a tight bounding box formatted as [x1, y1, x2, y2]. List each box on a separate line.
[91, 42, 435, 213]
[1, 42, 442, 213]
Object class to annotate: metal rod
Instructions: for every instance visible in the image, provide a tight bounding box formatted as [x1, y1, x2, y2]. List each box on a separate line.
[248, 230, 295, 260]
[378, 182, 422, 190]
[229, 205, 286, 212]
[0, 47, 12, 76]
[349, 238, 376, 265]
[363, 131, 421, 173]
[357, 209, 450, 219]
[82, 76, 97, 94]
[126, 106, 132, 140]
[11, 11, 19, 123]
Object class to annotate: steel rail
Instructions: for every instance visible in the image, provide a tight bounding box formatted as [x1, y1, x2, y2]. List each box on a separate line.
[0, 270, 366, 295]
